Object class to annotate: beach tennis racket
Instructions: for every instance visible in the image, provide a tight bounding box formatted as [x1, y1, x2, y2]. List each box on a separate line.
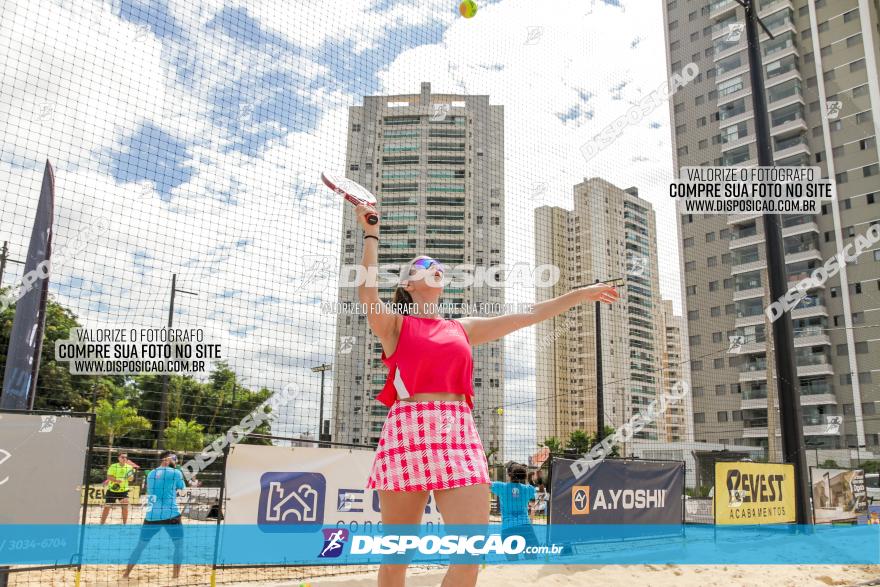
[321, 171, 379, 225]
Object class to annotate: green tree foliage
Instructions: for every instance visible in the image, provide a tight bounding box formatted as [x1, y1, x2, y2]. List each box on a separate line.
[163, 418, 205, 452]
[95, 399, 151, 464]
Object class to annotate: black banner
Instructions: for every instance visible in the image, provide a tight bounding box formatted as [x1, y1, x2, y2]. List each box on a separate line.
[1, 160, 54, 410]
[550, 458, 684, 524]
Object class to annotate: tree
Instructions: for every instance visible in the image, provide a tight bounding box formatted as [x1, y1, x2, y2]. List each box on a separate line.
[163, 418, 205, 453]
[540, 437, 562, 454]
[567, 430, 593, 454]
[819, 459, 839, 469]
[0, 291, 124, 412]
[95, 399, 151, 464]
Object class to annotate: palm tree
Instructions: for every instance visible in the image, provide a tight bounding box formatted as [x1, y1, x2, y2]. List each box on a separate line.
[95, 399, 151, 464]
[163, 418, 205, 453]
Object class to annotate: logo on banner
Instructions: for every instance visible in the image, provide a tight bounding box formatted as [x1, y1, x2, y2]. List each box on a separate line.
[257, 472, 326, 526]
[572, 486, 590, 514]
[318, 528, 349, 558]
[714, 462, 795, 524]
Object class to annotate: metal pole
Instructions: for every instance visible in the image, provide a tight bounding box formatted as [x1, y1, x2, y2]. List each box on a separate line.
[311, 363, 331, 446]
[157, 275, 177, 449]
[741, 0, 811, 525]
[594, 279, 604, 439]
[0, 241, 8, 284]
[319, 369, 326, 442]
[156, 274, 197, 449]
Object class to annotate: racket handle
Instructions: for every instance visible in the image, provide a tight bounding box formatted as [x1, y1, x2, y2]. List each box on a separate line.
[367, 213, 378, 225]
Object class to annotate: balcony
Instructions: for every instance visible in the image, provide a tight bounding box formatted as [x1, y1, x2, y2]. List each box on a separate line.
[770, 116, 808, 137]
[800, 393, 837, 407]
[784, 248, 822, 265]
[791, 303, 827, 319]
[733, 284, 764, 300]
[774, 136, 810, 161]
[743, 426, 769, 438]
[803, 424, 840, 436]
[793, 330, 831, 347]
[797, 362, 834, 377]
[710, 0, 738, 18]
[739, 366, 767, 383]
[781, 220, 819, 238]
[731, 258, 765, 275]
[727, 212, 764, 225]
[729, 232, 763, 249]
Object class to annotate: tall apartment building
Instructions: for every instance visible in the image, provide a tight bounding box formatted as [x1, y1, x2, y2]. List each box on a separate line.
[659, 299, 695, 443]
[535, 179, 681, 446]
[663, 0, 880, 454]
[331, 83, 506, 458]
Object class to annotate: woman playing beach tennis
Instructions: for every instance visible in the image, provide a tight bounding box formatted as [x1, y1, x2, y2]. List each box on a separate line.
[355, 202, 618, 587]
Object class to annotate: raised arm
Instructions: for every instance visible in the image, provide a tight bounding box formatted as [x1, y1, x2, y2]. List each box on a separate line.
[355, 203, 401, 349]
[457, 283, 619, 346]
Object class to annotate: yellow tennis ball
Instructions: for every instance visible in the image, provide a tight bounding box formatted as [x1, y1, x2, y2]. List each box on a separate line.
[496, 407, 503, 415]
[459, 0, 477, 18]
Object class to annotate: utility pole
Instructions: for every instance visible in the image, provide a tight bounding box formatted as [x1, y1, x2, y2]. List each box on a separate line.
[156, 274, 198, 449]
[737, 0, 811, 524]
[311, 363, 332, 447]
[0, 241, 24, 285]
[594, 279, 604, 440]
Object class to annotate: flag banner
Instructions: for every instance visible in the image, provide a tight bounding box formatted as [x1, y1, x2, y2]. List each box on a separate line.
[0, 160, 54, 409]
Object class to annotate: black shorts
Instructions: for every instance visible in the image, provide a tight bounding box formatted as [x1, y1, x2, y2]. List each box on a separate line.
[104, 490, 129, 503]
[140, 515, 183, 542]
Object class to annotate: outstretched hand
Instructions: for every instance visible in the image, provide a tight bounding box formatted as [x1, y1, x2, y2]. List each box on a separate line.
[578, 283, 619, 304]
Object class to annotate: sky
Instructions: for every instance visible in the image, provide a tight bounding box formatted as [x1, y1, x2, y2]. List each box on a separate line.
[0, 0, 682, 461]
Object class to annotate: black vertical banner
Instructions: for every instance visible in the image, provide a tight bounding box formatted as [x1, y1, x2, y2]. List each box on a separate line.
[1, 160, 54, 410]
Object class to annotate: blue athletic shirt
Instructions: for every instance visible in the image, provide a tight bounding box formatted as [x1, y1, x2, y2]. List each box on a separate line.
[145, 466, 185, 521]
[491, 481, 536, 528]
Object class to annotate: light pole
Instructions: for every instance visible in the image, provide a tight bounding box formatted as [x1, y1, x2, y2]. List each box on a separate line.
[311, 363, 332, 447]
[157, 273, 197, 449]
[735, 0, 811, 525]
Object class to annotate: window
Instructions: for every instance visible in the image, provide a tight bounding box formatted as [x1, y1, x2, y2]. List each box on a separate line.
[687, 285, 697, 295]
[688, 310, 699, 320]
[684, 237, 694, 248]
[869, 193, 877, 204]
[685, 261, 696, 272]
[864, 164, 879, 178]
[706, 232, 716, 242]
[716, 384, 726, 395]
[351, 124, 361, 132]
[692, 360, 703, 371]
[708, 256, 717, 267]
[709, 280, 719, 292]
[861, 137, 876, 151]
[713, 358, 723, 369]
[690, 335, 701, 346]
[694, 413, 706, 424]
[713, 332, 723, 343]
[717, 411, 729, 423]
[843, 9, 859, 23]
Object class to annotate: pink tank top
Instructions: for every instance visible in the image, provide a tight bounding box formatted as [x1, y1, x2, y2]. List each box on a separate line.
[377, 315, 475, 408]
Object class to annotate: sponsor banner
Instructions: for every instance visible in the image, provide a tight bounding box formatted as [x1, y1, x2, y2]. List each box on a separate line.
[0, 412, 90, 525]
[550, 458, 684, 524]
[685, 497, 714, 524]
[811, 468, 868, 524]
[0, 524, 879, 565]
[224, 444, 443, 528]
[714, 461, 795, 525]
[81, 484, 141, 505]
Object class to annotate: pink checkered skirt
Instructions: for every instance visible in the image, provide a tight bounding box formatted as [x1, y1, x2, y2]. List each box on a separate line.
[367, 400, 490, 492]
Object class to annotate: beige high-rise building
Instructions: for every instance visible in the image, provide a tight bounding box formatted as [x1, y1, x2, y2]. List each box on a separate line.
[535, 179, 682, 447]
[331, 83, 505, 459]
[659, 299, 695, 443]
[663, 0, 880, 454]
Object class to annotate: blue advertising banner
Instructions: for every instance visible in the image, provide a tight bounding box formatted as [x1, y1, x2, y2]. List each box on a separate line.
[0, 524, 877, 565]
[550, 458, 684, 525]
